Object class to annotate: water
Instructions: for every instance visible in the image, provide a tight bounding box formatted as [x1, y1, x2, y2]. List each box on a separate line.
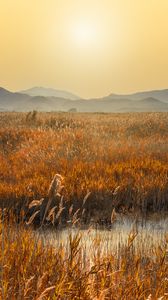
[35, 214, 168, 259]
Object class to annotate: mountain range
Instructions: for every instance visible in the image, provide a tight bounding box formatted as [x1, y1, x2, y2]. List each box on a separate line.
[0, 86, 168, 113]
[20, 87, 80, 100]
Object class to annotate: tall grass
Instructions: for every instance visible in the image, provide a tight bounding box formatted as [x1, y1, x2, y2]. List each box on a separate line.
[0, 112, 168, 219]
[0, 112, 168, 299]
[0, 214, 167, 299]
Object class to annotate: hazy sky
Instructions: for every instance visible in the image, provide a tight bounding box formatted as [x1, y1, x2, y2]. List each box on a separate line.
[1, 0, 168, 98]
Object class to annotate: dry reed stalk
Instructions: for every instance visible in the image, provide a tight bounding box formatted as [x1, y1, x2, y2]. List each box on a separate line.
[82, 208, 86, 216]
[41, 174, 63, 226]
[69, 204, 73, 216]
[72, 208, 80, 225]
[48, 174, 64, 199]
[83, 191, 91, 206]
[28, 198, 44, 209]
[55, 207, 65, 221]
[55, 196, 65, 221]
[36, 286, 56, 300]
[37, 272, 49, 294]
[113, 186, 120, 196]
[46, 206, 57, 225]
[111, 208, 117, 224]
[127, 228, 138, 249]
[24, 275, 35, 298]
[26, 210, 40, 225]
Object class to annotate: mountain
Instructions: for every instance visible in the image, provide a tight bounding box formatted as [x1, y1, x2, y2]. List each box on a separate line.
[19, 87, 80, 100]
[0, 87, 12, 96]
[0, 88, 30, 111]
[107, 89, 168, 103]
[1, 87, 168, 112]
[72, 97, 168, 113]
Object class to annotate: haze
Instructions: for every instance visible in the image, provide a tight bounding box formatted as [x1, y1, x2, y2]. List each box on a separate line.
[1, 0, 168, 98]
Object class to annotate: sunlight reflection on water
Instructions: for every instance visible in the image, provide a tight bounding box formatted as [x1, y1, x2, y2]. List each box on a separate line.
[36, 215, 168, 259]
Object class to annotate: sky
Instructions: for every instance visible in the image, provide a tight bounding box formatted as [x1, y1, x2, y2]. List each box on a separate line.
[0, 0, 168, 98]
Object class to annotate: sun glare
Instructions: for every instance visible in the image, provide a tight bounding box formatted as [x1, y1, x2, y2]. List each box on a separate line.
[70, 20, 99, 48]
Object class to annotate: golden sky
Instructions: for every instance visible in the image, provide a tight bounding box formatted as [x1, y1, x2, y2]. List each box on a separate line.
[0, 0, 168, 98]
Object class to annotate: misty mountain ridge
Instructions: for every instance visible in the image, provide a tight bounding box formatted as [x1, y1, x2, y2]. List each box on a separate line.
[1, 87, 168, 112]
[0, 87, 13, 96]
[107, 89, 168, 103]
[20, 87, 80, 100]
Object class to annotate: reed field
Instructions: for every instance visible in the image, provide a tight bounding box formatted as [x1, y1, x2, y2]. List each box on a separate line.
[0, 112, 168, 219]
[0, 112, 168, 299]
[0, 214, 168, 300]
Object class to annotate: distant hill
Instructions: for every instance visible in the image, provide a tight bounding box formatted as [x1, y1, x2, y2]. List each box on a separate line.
[19, 87, 80, 100]
[72, 97, 168, 113]
[0, 87, 12, 96]
[107, 89, 168, 103]
[1, 87, 168, 112]
[0, 88, 30, 111]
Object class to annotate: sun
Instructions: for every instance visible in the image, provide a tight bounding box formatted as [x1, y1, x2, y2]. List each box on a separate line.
[70, 20, 99, 48]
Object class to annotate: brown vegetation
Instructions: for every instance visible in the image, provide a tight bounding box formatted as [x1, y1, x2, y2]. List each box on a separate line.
[0, 213, 168, 299]
[0, 112, 168, 299]
[0, 112, 168, 223]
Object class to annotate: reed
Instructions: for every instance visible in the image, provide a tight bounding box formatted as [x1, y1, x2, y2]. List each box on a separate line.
[0, 112, 168, 298]
[0, 215, 167, 299]
[1, 112, 168, 219]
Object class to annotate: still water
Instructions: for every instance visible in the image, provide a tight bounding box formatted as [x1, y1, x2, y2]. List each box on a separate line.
[36, 214, 168, 258]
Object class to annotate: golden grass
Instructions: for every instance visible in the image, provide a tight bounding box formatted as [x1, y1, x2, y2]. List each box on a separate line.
[0, 112, 168, 299]
[0, 214, 167, 299]
[0, 112, 168, 220]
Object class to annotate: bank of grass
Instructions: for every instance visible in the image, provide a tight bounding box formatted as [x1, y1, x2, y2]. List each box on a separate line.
[0, 112, 168, 221]
[0, 212, 168, 300]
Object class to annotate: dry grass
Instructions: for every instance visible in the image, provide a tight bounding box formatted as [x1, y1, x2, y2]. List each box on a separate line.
[0, 112, 168, 221]
[0, 112, 168, 299]
[0, 213, 168, 300]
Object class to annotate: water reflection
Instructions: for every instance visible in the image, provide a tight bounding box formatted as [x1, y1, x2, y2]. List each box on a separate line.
[36, 215, 168, 259]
